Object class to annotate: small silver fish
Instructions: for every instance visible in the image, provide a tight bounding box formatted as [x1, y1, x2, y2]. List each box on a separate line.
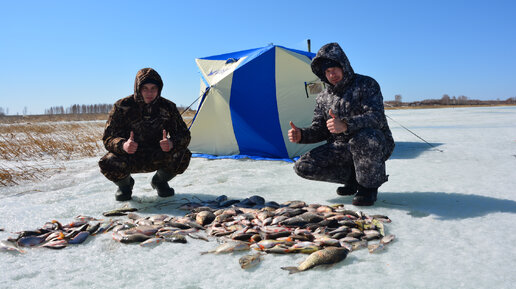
[75, 215, 102, 222]
[263, 244, 290, 254]
[148, 214, 169, 222]
[112, 232, 151, 243]
[239, 253, 263, 269]
[200, 241, 250, 255]
[368, 234, 396, 253]
[161, 234, 187, 243]
[17, 236, 46, 247]
[126, 213, 141, 220]
[139, 237, 164, 247]
[102, 207, 138, 217]
[0, 240, 25, 253]
[40, 239, 67, 249]
[340, 236, 360, 243]
[196, 210, 216, 226]
[92, 219, 118, 235]
[68, 231, 90, 244]
[349, 240, 368, 251]
[362, 230, 381, 241]
[187, 232, 209, 242]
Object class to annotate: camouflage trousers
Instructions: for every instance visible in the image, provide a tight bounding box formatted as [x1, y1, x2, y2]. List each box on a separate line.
[99, 148, 191, 182]
[294, 128, 392, 188]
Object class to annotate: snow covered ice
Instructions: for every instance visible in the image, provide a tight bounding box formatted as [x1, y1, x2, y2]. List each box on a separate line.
[1, 106, 516, 288]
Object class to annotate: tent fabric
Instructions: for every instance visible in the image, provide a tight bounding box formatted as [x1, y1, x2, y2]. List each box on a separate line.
[188, 45, 324, 160]
[191, 153, 299, 163]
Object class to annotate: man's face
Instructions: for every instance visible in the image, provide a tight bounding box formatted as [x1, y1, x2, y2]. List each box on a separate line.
[141, 83, 159, 104]
[325, 67, 344, 86]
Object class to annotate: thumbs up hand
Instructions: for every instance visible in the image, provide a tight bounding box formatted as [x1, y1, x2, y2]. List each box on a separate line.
[160, 129, 173, 152]
[123, 131, 138, 154]
[326, 109, 348, 134]
[329, 109, 336, 119]
[288, 121, 301, 143]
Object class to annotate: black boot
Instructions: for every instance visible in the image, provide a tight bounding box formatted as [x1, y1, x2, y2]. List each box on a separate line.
[114, 175, 134, 201]
[337, 176, 358, 196]
[352, 185, 378, 206]
[151, 169, 175, 197]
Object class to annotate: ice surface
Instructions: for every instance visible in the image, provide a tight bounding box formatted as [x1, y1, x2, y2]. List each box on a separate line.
[1, 106, 516, 288]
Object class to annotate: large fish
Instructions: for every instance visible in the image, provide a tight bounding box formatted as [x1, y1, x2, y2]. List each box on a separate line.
[281, 247, 349, 274]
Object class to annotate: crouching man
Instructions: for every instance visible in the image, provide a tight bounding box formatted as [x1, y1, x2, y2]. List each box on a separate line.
[288, 43, 394, 206]
[99, 68, 191, 201]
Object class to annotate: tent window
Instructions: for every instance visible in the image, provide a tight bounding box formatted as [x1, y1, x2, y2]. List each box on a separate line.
[225, 58, 238, 64]
[304, 82, 324, 98]
[308, 83, 323, 94]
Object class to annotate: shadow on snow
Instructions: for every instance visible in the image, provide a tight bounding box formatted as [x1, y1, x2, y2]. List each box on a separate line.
[389, 141, 443, 159]
[329, 191, 516, 220]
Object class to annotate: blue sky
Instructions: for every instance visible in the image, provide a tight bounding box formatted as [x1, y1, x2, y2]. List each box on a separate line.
[1, 0, 515, 115]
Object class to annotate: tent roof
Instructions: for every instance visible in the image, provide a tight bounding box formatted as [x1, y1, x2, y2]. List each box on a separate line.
[197, 45, 315, 62]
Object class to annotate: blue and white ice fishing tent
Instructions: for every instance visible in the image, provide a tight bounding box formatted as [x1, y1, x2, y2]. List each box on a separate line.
[188, 45, 324, 161]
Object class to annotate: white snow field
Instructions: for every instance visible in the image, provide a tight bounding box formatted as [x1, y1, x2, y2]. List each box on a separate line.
[1, 106, 515, 289]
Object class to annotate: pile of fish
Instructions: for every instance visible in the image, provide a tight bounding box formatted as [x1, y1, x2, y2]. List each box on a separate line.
[181, 195, 395, 272]
[1, 195, 395, 273]
[0, 208, 200, 252]
[1, 216, 106, 253]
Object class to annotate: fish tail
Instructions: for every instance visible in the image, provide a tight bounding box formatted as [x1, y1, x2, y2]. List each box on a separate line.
[281, 266, 301, 274]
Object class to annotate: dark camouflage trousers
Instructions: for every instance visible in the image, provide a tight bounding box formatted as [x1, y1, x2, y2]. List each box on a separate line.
[99, 148, 191, 182]
[294, 128, 391, 188]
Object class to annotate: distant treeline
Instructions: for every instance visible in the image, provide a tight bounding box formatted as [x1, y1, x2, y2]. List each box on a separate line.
[385, 95, 516, 107]
[44, 104, 114, 115]
[43, 104, 189, 115]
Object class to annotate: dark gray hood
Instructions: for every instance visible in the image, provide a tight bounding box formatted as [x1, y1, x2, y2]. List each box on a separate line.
[311, 43, 355, 88]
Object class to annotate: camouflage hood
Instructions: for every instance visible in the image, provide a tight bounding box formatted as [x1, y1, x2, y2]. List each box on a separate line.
[311, 43, 355, 88]
[133, 68, 164, 104]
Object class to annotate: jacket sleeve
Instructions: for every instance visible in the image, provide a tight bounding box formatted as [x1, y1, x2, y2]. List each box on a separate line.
[344, 78, 386, 134]
[167, 105, 191, 151]
[299, 98, 331, 144]
[102, 102, 129, 154]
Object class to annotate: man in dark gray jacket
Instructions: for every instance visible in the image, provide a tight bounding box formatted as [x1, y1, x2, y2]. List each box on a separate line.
[99, 68, 191, 201]
[288, 43, 394, 206]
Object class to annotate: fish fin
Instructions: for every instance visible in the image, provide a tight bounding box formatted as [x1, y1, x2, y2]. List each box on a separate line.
[281, 266, 301, 274]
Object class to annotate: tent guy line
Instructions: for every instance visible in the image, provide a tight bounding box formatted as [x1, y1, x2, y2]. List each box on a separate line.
[383, 103, 443, 153]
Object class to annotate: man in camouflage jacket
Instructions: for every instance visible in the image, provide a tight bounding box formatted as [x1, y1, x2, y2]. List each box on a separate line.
[99, 68, 191, 201]
[288, 43, 394, 206]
